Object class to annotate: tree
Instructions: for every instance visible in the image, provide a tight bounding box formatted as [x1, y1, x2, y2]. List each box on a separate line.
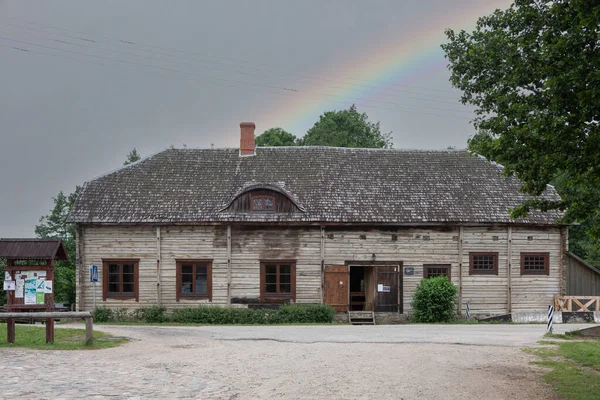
[255, 128, 297, 147]
[298, 105, 393, 148]
[124, 148, 141, 165]
[35, 187, 81, 305]
[442, 1, 600, 226]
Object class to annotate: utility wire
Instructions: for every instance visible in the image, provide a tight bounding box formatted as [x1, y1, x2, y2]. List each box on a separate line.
[0, 34, 474, 115]
[1, 16, 462, 96]
[0, 19, 462, 103]
[0, 42, 474, 121]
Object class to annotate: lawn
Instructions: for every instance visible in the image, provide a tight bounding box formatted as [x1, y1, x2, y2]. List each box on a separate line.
[526, 335, 600, 400]
[0, 323, 127, 350]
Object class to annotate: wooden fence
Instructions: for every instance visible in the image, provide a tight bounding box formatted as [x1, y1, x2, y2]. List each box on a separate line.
[0, 312, 93, 344]
[566, 252, 600, 296]
[554, 296, 600, 312]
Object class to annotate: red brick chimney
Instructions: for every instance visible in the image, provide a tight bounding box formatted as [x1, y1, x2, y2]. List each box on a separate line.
[239, 122, 256, 156]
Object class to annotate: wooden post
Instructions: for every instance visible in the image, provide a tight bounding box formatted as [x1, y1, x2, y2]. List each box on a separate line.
[507, 226, 512, 313]
[227, 225, 232, 306]
[85, 317, 93, 345]
[321, 226, 325, 304]
[7, 318, 15, 344]
[457, 226, 464, 314]
[46, 318, 54, 344]
[76, 225, 85, 311]
[156, 226, 162, 306]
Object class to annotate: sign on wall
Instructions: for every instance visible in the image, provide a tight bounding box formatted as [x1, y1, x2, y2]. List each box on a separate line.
[404, 267, 415, 275]
[90, 265, 99, 283]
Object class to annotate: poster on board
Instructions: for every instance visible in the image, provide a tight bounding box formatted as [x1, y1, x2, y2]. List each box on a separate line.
[24, 278, 37, 305]
[36, 280, 45, 304]
[15, 279, 24, 298]
[3, 280, 15, 291]
[44, 280, 53, 294]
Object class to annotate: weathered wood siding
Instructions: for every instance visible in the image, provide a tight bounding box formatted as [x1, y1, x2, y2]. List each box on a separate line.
[510, 227, 563, 312]
[566, 252, 600, 296]
[76, 224, 563, 315]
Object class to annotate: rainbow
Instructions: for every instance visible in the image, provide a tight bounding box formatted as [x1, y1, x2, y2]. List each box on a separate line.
[266, 0, 511, 134]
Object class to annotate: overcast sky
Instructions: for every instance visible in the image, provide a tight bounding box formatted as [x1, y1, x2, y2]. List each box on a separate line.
[0, 0, 511, 238]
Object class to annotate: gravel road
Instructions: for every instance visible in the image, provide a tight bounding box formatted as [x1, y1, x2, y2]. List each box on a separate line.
[1, 323, 582, 399]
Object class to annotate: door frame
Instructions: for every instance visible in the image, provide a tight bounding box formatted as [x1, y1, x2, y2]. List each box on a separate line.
[346, 261, 403, 313]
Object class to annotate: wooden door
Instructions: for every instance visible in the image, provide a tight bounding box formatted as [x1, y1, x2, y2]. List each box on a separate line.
[324, 265, 349, 312]
[374, 266, 400, 312]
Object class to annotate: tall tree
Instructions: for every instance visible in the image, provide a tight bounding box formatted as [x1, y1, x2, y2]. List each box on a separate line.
[35, 187, 81, 305]
[442, 0, 600, 226]
[255, 128, 297, 147]
[298, 105, 393, 148]
[124, 148, 141, 165]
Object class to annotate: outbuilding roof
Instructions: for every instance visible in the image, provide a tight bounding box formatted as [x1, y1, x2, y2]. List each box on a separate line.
[0, 238, 69, 260]
[68, 147, 563, 226]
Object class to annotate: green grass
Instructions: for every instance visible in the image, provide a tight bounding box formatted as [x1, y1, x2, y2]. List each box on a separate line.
[525, 339, 600, 400]
[0, 323, 127, 350]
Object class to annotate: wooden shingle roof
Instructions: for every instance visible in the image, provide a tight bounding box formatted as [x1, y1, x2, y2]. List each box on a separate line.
[68, 147, 563, 225]
[0, 239, 69, 260]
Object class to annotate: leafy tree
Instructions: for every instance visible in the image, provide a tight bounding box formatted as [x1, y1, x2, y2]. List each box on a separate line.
[298, 105, 393, 148]
[35, 187, 81, 305]
[442, 1, 600, 227]
[124, 148, 141, 165]
[255, 128, 297, 147]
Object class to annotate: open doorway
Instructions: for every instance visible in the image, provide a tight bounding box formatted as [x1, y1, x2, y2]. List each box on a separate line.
[349, 266, 374, 311]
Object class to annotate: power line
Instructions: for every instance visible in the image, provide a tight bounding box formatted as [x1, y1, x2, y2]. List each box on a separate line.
[1, 16, 462, 96]
[0, 42, 474, 121]
[0, 34, 474, 115]
[0, 19, 463, 104]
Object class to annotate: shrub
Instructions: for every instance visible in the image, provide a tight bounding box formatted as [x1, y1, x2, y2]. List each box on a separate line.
[133, 306, 168, 323]
[112, 308, 131, 322]
[411, 276, 458, 323]
[93, 306, 113, 323]
[170, 304, 334, 324]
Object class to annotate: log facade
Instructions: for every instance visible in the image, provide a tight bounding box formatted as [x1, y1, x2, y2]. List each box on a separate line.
[76, 224, 565, 315]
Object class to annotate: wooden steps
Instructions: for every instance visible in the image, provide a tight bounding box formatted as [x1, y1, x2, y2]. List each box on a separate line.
[348, 311, 375, 325]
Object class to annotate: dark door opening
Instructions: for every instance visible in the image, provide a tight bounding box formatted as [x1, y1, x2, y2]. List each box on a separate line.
[349, 266, 374, 311]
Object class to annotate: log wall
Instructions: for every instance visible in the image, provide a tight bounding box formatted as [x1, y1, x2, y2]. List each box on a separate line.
[76, 224, 563, 315]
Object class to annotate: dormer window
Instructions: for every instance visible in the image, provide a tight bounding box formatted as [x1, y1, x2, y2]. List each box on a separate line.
[252, 195, 275, 211]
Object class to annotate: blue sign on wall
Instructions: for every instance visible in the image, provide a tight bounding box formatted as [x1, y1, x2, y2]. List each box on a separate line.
[90, 265, 99, 283]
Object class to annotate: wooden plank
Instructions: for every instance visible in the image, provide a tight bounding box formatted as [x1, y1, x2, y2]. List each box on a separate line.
[324, 265, 349, 312]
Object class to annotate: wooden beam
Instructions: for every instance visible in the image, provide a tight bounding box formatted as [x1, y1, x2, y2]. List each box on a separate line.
[457, 226, 464, 314]
[156, 226, 162, 306]
[560, 227, 568, 296]
[507, 226, 512, 313]
[320, 226, 325, 304]
[76, 225, 85, 311]
[227, 225, 232, 306]
[0, 312, 92, 319]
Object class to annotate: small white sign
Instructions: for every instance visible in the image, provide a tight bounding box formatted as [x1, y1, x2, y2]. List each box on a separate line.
[3, 280, 15, 291]
[377, 284, 384, 292]
[44, 280, 53, 294]
[4, 271, 11, 281]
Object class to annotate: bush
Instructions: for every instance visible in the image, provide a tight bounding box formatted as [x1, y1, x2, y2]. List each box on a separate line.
[133, 306, 167, 323]
[411, 276, 458, 323]
[93, 306, 113, 323]
[171, 304, 335, 324]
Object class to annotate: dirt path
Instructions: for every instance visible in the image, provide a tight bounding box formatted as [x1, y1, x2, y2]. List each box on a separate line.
[0, 324, 561, 399]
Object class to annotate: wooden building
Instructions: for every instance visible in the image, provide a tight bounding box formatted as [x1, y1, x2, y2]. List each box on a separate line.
[69, 123, 567, 317]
